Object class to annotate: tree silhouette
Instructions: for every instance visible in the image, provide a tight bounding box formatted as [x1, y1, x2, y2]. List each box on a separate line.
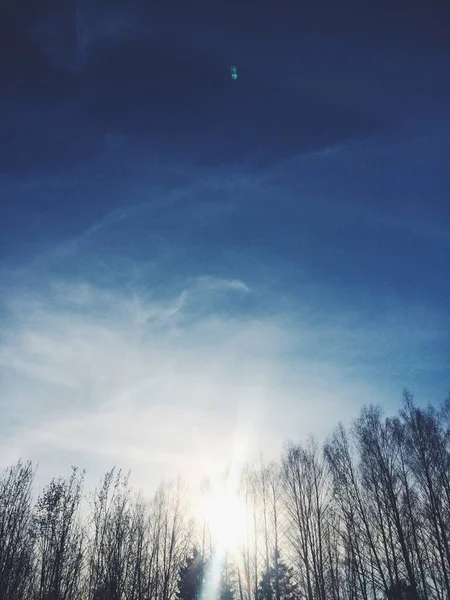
[2, 390, 450, 600]
[257, 551, 298, 600]
[32, 467, 84, 600]
[219, 579, 235, 600]
[176, 549, 206, 600]
[0, 461, 34, 600]
[386, 579, 417, 600]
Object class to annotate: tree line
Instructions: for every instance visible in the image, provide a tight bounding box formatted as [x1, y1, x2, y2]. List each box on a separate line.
[1, 391, 450, 600]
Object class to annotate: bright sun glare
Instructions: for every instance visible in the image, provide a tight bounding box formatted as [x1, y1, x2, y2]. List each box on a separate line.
[201, 488, 247, 552]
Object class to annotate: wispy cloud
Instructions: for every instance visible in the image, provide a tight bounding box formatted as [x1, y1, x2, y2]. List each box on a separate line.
[1, 262, 447, 493]
[0, 276, 282, 488]
[2, 0, 448, 501]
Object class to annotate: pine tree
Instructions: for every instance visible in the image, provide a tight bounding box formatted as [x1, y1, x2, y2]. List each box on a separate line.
[176, 549, 206, 600]
[387, 580, 418, 600]
[219, 576, 235, 600]
[257, 551, 298, 600]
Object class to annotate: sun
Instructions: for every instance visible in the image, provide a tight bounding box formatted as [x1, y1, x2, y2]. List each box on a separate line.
[201, 488, 247, 552]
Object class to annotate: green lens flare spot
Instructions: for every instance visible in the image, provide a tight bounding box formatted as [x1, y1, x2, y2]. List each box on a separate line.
[230, 65, 238, 80]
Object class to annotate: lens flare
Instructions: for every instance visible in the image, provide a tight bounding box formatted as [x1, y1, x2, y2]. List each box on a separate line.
[201, 487, 246, 552]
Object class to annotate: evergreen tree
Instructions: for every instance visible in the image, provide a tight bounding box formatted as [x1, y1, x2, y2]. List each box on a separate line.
[219, 575, 235, 600]
[387, 580, 418, 600]
[219, 556, 236, 600]
[257, 552, 298, 600]
[176, 549, 206, 600]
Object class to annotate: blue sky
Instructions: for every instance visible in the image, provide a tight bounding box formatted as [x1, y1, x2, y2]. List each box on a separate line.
[1, 0, 449, 490]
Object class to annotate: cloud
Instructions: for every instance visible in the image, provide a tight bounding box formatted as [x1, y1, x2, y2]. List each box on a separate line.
[0, 278, 266, 472]
[0, 275, 352, 486]
[2, 263, 447, 494]
[1, 133, 448, 492]
[1, 74, 448, 494]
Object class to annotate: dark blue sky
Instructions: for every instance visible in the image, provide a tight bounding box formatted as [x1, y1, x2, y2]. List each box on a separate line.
[0, 0, 449, 483]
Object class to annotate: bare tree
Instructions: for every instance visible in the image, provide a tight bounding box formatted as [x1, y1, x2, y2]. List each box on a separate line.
[151, 480, 192, 600]
[86, 468, 136, 600]
[282, 440, 329, 600]
[0, 460, 35, 600]
[401, 392, 450, 599]
[3, 390, 450, 600]
[32, 467, 84, 600]
[325, 423, 389, 600]
[354, 406, 419, 598]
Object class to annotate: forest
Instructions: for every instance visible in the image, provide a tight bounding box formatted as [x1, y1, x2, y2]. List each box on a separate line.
[1, 391, 450, 600]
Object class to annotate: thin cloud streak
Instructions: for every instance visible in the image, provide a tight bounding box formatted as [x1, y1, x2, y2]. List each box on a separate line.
[1, 271, 447, 493]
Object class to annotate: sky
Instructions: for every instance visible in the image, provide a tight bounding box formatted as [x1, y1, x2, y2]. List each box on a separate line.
[1, 0, 449, 492]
